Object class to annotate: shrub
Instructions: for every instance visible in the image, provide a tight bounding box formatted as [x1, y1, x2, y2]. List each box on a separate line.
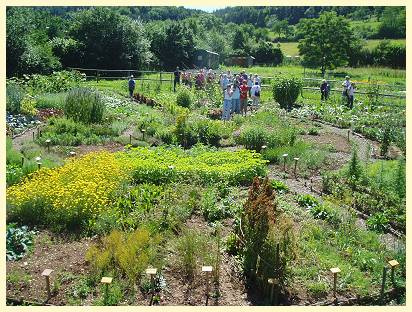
[240, 177, 295, 290]
[24, 70, 85, 94]
[6, 82, 24, 114]
[236, 126, 268, 151]
[176, 86, 192, 108]
[272, 76, 302, 110]
[366, 212, 389, 233]
[297, 194, 319, 209]
[20, 95, 38, 116]
[64, 88, 105, 124]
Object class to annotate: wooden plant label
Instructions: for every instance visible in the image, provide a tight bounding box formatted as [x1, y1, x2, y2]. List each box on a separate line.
[41, 269, 53, 300]
[330, 267, 341, 297]
[101, 277, 113, 284]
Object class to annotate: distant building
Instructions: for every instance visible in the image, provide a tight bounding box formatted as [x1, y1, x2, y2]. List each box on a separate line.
[193, 49, 219, 69]
[225, 55, 255, 67]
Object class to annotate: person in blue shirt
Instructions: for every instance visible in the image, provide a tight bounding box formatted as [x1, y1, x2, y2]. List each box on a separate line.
[320, 79, 330, 100]
[128, 75, 136, 98]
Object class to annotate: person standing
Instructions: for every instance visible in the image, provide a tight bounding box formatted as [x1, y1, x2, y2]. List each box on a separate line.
[254, 73, 261, 86]
[220, 74, 229, 94]
[222, 84, 233, 121]
[240, 79, 249, 116]
[347, 82, 356, 109]
[342, 75, 351, 106]
[250, 81, 261, 111]
[231, 81, 241, 115]
[128, 75, 136, 98]
[247, 73, 254, 97]
[174, 66, 181, 92]
[320, 79, 330, 100]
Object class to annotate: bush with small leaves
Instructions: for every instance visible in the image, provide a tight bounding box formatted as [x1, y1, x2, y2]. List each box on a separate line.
[272, 76, 302, 110]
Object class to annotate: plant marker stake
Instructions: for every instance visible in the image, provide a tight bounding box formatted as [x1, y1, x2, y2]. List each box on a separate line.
[347, 130, 350, 142]
[46, 139, 51, 153]
[202, 266, 213, 306]
[146, 268, 157, 306]
[293, 158, 299, 178]
[330, 267, 340, 298]
[268, 278, 277, 305]
[261, 145, 267, 153]
[283, 154, 288, 172]
[142, 129, 146, 140]
[33, 131, 35, 141]
[380, 266, 388, 303]
[129, 134, 132, 145]
[21, 156, 24, 167]
[101, 277, 112, 305]
[41, 269, 53, 301]
[37, 128, 40, 138]
[388, 260, 399, 286]
[69, 151, 76, 157]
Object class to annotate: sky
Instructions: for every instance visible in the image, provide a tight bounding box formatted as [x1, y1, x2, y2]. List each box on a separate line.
[184, 6, 226, 13]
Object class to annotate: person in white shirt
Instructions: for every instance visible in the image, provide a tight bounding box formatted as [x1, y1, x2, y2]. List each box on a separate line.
[342, 75, 355, 108]
[254, 73, 261, 86]
[347, 82, 356, 109]
[222, 84, 233, 121]
[250, 81, 261, 111]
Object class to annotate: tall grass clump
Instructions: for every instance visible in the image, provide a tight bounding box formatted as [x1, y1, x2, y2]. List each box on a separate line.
[35, 92, 67, 109]
[64, 88, 105, 124]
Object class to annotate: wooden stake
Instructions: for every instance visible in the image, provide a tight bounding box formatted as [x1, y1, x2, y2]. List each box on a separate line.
[202, 266, 213, 305]
[347, 129, 350, 142]
[388, 260, 399, 286]
[101, 277, 112, 305]
[129, 134, 132, 145]
[33, 131, 35, 141]
[21, 156, 24, 167]
[41, 269, 53, 300]
[141, 129, 146, 140]
[293, 157, 299, 178]
[46, 139, 51, 153]
[282, 154, 288, 172]
[146, 268, 158, 306]
[330, 267, 340, 298]
[380, 266, 388, 303]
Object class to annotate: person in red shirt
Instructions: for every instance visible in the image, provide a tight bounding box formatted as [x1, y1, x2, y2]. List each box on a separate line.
[240, 79, 249, 116]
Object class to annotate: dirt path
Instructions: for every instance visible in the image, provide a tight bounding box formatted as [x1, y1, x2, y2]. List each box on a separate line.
[11, 124, 44, 152]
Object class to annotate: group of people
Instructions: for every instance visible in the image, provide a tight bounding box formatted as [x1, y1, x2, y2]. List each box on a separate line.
[174, 67, 217, 91]
[220, 71, 262, 120]
[320, 75, 356, 109]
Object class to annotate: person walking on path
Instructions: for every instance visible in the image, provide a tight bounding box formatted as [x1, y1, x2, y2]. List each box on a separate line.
[250, 81, 261, 112]
[342, 75, 351, 106]
[128, 75, 136, 99]
[231, 81, 241, 115]
[174, 66, 181, 92]
[222, 84, 233, 121]
[320, 79, 330, 100]
[240, 79, 249, 116]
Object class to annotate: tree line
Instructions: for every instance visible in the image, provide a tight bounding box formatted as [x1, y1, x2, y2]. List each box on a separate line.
[6, 7, 406, 77]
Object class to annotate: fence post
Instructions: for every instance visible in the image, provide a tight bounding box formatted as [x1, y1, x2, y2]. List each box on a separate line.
[380, 266, 388, 303]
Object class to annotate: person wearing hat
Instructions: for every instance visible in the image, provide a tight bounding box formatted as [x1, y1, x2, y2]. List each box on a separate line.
[128, 75, 136, 98]
[173, 66, 181, 92]
[320, 79, 330, 101]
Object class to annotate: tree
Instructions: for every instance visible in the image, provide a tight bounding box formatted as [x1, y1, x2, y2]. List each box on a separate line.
[149, 21, 195, 70]
[252, 42, 283, 65]
[378, 7, 406, 39]
[69, 8, 152, 70]
[267, 17, 289, 40]
[297, 11, 358, 76]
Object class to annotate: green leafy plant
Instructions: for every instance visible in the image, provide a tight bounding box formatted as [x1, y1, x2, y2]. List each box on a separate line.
[366, 212, 389, 233]
[6, 81, 24, 113]
[271, 179, 289, 194]
[6, 223, 37, 261]
[272, 76, 302, 110]
[176, 86, 193, 108]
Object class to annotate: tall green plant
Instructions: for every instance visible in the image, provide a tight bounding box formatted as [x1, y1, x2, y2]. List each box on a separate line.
[64, 88, 105, 124]
[272, 76, 302, 110]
